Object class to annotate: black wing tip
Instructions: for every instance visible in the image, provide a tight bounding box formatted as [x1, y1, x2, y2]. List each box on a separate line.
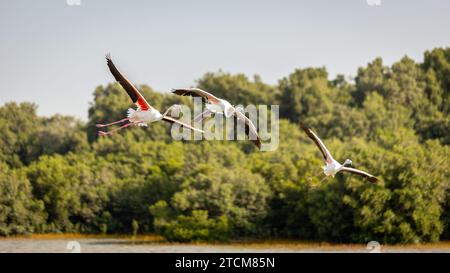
[300, 122, 318, 140]
[250, 132, 261, 150]
[172, 88, 192, 91]
[299, 122, 310, 131]
[172, 88, 192, 96]
[299, 122, 313, 135]
[368, 176, 378, 183]
[254, 139, 262, 150]
[105, 54, 115, 68]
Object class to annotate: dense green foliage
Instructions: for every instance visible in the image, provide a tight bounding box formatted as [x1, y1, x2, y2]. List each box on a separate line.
[0, 48, 449, 243]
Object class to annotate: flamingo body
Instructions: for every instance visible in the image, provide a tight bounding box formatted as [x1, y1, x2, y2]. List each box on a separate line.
[172, 87, 262, 149]
[203, 98, 234, 117]
[323, 160, 342, 177]
[127, 108, 163, 126]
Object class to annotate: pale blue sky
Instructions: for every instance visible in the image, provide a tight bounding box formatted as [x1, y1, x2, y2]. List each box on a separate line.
[0, 0, 449, 120]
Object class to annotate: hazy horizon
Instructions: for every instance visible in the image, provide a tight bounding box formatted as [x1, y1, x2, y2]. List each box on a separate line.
[1, 0, 449, 120]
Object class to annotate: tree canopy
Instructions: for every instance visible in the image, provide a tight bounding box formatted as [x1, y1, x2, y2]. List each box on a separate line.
[0, 47, 449, 243]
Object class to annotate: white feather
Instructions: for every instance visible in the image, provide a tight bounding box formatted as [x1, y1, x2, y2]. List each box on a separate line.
[127, 108, 136, 119]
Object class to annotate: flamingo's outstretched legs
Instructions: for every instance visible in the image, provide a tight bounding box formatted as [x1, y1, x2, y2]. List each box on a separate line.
[308, 169, 324, 181]
[98, 122, 135, 136]
[319, 175, 329, 183]
[96, 118, 129, 128]
[307, 170, 328, 189]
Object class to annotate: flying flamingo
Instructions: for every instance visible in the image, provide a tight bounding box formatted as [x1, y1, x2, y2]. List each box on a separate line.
[171, 87, 261, 149]
[96, 55, 204, 136]
[300, 123, 378, 183]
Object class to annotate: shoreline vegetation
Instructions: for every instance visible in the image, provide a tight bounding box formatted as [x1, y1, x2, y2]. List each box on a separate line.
[1, 234, 450, 251]
[0, 47, 449, 244]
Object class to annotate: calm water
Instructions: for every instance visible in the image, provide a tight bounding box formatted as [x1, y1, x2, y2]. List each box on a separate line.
[0, 238, 449, 253]
[0, 238, 310, 253]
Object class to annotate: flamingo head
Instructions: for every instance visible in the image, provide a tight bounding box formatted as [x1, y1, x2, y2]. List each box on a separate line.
[343, 159, 352, 166]
[169, 104, 182, 113]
